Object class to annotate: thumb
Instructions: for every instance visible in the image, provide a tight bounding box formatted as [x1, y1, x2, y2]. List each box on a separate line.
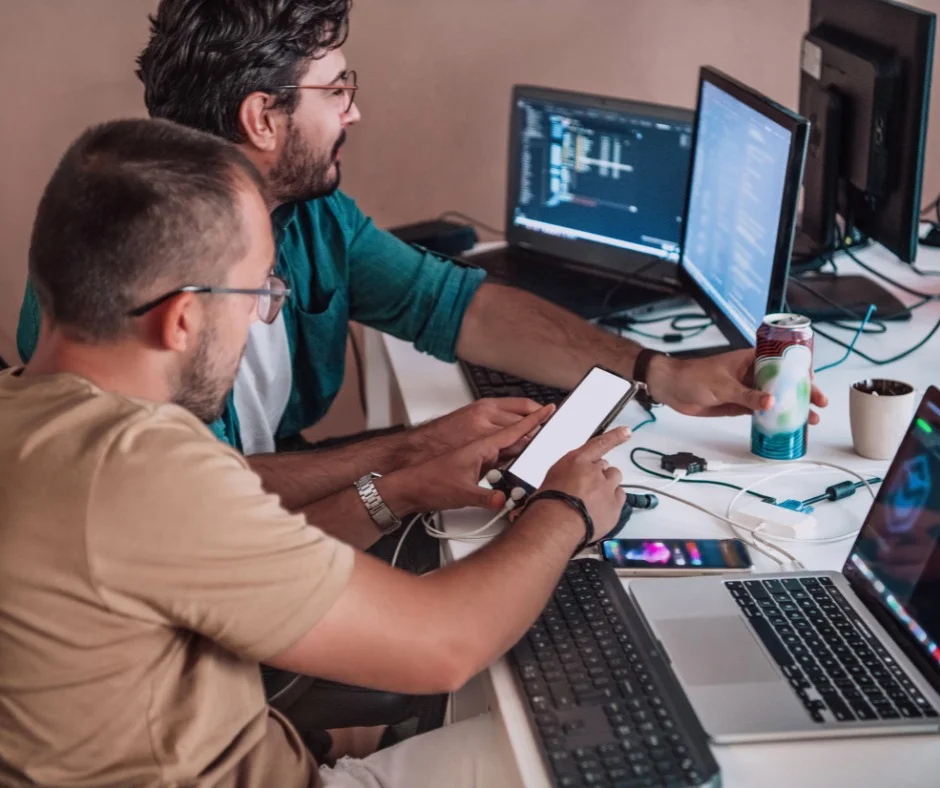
[474, 486, 506, 511]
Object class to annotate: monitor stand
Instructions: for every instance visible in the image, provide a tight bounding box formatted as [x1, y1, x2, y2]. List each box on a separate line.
[786, 273, 910, 322]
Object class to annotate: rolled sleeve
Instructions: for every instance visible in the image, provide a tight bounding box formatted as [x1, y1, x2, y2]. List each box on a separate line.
[342, 199, 486, 362]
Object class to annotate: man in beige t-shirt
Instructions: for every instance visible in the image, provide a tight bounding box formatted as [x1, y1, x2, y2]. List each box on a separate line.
[0, 119, 629, 787]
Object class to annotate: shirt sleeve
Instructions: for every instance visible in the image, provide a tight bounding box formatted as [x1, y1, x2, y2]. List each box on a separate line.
[86, 409, 355, 663]
[337, 193, 487, 362]
[16, 280, 41, 364]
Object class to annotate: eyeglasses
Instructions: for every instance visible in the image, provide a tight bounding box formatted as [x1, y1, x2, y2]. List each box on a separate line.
[127, 274, 291, 325]
[275, 70, 358, 114]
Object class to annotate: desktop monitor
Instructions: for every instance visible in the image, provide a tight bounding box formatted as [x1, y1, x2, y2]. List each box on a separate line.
[505, 86, 694, 278]
[678, 67, 809, 348]
[799, 0, 936, 263]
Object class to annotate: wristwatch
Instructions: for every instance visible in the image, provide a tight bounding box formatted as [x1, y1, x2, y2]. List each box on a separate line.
[354, 472, 402, 534]
[634, 348, 667, 406]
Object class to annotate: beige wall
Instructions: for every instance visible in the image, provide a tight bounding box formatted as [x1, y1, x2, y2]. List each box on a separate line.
[341, 0, 940, 231]
[3, 0, 940, 433]
[0, 0, 157, 363]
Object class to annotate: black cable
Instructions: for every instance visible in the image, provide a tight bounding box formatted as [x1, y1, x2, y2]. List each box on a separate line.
[437, 210, 504, 237]
[629, 448, 776, 502]
[800, 478, 882, 508]
[843, 245, 937, 301]
[348, 328, 368, 417]
[595, 259, 683, 322]
[787, 274, 924, 322]
[826, 319, 887, 335]
[814, 314, 940, 366]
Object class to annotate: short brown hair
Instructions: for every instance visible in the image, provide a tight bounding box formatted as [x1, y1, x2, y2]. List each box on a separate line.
[29, 118, 266, 342]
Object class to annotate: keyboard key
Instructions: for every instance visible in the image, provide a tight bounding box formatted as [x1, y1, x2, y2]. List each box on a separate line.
[850, 700, 878, 721]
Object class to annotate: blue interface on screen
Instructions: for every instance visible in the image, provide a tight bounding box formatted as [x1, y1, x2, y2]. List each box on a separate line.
[681, 81, 793, 344]
[511, 97, 693, 262]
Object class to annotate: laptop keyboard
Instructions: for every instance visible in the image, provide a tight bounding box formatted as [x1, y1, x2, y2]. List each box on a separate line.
[726, 577, 938, 724]
[512, 560, 719, 788]
[460, 360, 568, 406]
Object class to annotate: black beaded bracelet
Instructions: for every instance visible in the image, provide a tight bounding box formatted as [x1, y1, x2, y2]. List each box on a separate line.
[521, 490, 595, 556]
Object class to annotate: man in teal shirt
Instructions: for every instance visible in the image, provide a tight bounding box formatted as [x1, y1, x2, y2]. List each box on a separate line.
[19, 0, 827, 514]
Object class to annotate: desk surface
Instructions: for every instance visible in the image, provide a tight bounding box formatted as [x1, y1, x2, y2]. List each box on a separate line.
[379, 241, 940, 787]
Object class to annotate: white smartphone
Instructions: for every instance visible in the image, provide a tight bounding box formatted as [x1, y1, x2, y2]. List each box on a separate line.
[598, 538, 754, 577]
[503, 365, 639, 493]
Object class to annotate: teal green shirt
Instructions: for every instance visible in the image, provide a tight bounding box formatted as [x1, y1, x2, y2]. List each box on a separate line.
[17, 191, 486, 450]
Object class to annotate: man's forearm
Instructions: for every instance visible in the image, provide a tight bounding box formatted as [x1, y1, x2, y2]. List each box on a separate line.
[421, 499, 584, 683]
[456, 282, 644, 389]
[248, 430, 424, 511]
[297, 474, 419, 551]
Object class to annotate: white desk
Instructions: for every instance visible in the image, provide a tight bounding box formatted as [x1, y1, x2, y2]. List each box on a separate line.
[379, 241, 940, 787]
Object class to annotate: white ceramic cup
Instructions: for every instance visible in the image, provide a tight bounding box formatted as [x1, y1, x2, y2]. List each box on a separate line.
[849, 379, 916, 460]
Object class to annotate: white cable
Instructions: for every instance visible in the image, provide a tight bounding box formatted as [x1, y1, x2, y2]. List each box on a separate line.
[620, 483, 800, 569]
[724, 459, 876, 547]
[390, 512, 435, 569]
[421, 487, 528, 544]
[659, 470, 686, 491]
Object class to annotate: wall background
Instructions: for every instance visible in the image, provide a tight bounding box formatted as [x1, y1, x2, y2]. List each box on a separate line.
[3, 0, 939, 433]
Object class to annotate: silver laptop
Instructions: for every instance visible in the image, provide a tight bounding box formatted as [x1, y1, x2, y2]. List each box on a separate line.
[628, 386, 940, 743]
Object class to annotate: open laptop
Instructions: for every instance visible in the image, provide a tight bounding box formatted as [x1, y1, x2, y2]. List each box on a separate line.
[467, 85, 695, 319]
[628, 386, 940, 743]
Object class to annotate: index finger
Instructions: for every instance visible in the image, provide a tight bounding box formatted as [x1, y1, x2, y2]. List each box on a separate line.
[484, 403, 554, 451]
[575, 426, 631, 461]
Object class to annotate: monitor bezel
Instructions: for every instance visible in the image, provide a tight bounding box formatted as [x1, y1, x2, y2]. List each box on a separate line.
[842, 385, 940, 696]
[504, 84, 695, 280]
[677, 66, 809, 349]
[806, 0, 935, 264]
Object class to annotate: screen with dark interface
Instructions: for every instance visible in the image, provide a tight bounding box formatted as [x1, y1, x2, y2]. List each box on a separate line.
[511, 96, 693, 261]
[601, 539, 751, 570]
[681, 80, 794, 344]
[849, 396, 940, 671]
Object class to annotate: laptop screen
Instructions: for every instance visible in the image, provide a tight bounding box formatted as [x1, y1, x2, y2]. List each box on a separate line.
[510, 94, 693, 262]
[846, 391, 940, 674]
[680, 79, 796, 345]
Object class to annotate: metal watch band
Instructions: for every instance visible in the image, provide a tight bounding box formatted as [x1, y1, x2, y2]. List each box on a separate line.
[354, 473, 401, 534]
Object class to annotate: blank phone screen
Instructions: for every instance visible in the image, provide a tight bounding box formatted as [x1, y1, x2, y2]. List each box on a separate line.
[508, 367, 635, 489]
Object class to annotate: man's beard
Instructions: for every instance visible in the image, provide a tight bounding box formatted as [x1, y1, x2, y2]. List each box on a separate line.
[268, 118, 345, 204]
[172, 324, 243, 424]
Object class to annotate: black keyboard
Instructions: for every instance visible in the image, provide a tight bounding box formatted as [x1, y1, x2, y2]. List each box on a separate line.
[726, 576, 938, 724]
[511, 560, 719, 788]
[461, 360, 568, 406]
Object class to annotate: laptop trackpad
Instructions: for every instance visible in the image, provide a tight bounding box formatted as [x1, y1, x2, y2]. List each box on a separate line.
[657, 617, 781, 686]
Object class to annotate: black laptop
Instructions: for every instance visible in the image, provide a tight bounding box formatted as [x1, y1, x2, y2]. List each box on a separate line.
[467, 85, 695, 319]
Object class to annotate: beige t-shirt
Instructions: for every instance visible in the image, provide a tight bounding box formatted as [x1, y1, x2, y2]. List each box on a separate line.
[0, 370, 355, 787]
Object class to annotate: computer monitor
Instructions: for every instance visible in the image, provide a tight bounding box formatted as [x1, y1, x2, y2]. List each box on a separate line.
[506, 86, 694, 278]
[678, 67, 809, 348]
[799, 0, 936, 263]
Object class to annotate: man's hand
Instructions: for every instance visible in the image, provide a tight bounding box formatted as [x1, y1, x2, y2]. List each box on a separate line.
[647, 349, 829, 421]
[536, 427, 631, 541]
[383, 404, 555, 514]
[408, 397, 543, 464]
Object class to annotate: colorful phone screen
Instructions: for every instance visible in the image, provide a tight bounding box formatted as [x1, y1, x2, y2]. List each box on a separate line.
[601, 539, 752, 570]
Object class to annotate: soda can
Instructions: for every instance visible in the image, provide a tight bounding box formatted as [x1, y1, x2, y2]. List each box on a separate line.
[752, 313, 814, 460]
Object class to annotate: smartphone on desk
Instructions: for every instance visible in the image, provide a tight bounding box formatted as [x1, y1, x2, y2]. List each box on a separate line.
[502, 365, 639, 493]
[599, 538, 753, 577]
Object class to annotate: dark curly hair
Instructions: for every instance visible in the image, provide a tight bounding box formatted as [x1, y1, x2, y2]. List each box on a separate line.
[137, 0, 352, 143]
